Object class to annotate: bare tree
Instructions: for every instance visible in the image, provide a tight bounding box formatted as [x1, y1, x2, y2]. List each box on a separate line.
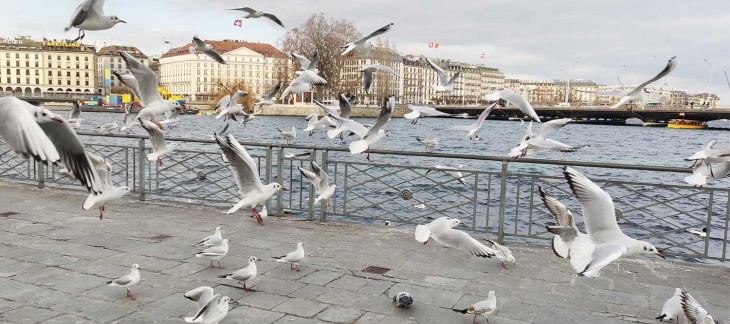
[279, 13, 361, 99]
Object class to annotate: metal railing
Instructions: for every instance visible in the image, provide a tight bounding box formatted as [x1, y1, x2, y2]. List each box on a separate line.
[0, 132, 727, 262]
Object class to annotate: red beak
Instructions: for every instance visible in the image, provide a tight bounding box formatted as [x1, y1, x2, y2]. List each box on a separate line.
[280, 187, 288, 191]
[51, 117, 63, 122]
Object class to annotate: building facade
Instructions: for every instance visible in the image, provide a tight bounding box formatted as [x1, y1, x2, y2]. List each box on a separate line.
[0, 37, 96, 95]
[159, 39, 285, 101]
[341, 46, 403, 105]
[96, 45, 148, 94]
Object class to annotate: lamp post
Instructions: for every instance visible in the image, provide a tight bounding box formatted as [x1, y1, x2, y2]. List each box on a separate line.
[704, 59, 712, 87]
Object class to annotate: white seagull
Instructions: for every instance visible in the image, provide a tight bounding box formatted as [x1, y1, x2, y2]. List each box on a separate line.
[563, 166, 664, 278]
[484, 238, 516, 269]
[239, 109, 261, 127]
[404, 104, 451, 125]
[190, 36, 226, 65]
[611, 57, 677, 109]
[214, 134, 286, 223]
[292, 50, 326, 86]
[159, 108, 181, 128]
[508, 118, 586, 159]
[107, 263, 140, 300]
[120, 104, 137, 132]
[68, 101, 83, 128]
[255, 82, 283, 108]
[272, 242, 305, 271]
[194, 226, 223, 247]
[82, 159, 130, 219]
[415, 217, 497, 258]
[680, 291, 721, 324]
[298, 161, 335, 207]
[497, 89, 541, 122]
[248, 205, 268, 221]
[685, 161, 730, 188]
[218, 256, 258, 291]
[314, 95, 354, 140]
[278, 127, 296, 144]
[361, 64, 399, 95]
[280, 71, 327, 101]
[229, 7, 285, 27]
[216, 90, 247, 121]
[425, 58, 460, 93]
[450, 102, 496, 138]
[321, 96, 395, 160]
[341, 23, 395, 57]
[113, 71, 142, 105]
[184, 294, 231, 324]
[538, 186, 586, 259]
[139, 118, 177, 166]
[195, 238, 229, 269]
[184, 286, 215, 314]
[120, 51, 180, 128]
[290, 52, 318, 74]
[65, 0, 125, 42]
[686, 227, 707, 238]
[0, 96, 102, 194]
[416, 137, 439, 153]
[685, 140, 730, 176]
[453, 291, 497, 324]
[97, 121, 121, 134]
[426, 164, 468, 186]
[656, 288, 687, 323]
[303, 113, 336, 137]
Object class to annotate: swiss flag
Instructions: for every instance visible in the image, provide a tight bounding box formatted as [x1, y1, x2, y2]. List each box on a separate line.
[428, 42, 434, 48]
[480, 53, 485, 59]
[234, 20, 243, 27]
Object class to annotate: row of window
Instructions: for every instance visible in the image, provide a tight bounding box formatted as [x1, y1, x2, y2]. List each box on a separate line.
[4, 53, 91, 61]
[2, 77, 90, 86]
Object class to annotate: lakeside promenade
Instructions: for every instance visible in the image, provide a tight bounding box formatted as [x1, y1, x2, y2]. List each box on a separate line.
[0, 181, 727, 324]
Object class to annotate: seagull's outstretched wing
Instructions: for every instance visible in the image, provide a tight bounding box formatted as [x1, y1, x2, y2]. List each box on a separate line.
[0, 97, 59, 164]
[536, 118, 572, 138]
[262, 13, 285, 27]
[65, 0, 94, 30]
[112, 71, 143, 105]
[563, 167, 622, 243]
[120, 51, 164, 106]
[264, 82, 283, 100]
[214, 133, 263, 196]
[360, 23, 394, 42]
[184, 286, 215, 311]
[138, 118, 167, 152]
[498, 89, 540, 122]
[629, 56, 677, 95]
[425, 58, 448, 85]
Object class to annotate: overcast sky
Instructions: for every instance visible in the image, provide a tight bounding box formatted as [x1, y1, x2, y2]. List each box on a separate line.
[5, 0, 730, 103]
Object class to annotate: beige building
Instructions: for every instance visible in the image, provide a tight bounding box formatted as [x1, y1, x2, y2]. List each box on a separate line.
[0, 37, 96, 95]
[341, 46, 402, 105]
[96, 45, 148, 93]
[159, 39, 284, 101]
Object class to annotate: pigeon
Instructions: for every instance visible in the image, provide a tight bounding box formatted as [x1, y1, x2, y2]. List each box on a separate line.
[229, 7, 285, 27]
[272, 242, 305, 271]
[341, 23, 394, 57]
[190, 36, 226, 65]
[392, 292, 413, 309]
[107, 264, 140, 300]
[65, 0, 126, 42]
[453, 291, 497, 324]
[218, 256, 258, 291]
[195, 239, 229, 269]
[194, 227, 223, 247]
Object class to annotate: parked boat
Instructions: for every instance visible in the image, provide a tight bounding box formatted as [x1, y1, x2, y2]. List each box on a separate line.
[668, 119, 707, 129]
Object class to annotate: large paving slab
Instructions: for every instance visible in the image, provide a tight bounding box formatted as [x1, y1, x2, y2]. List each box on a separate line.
[0, 181, 728, 323]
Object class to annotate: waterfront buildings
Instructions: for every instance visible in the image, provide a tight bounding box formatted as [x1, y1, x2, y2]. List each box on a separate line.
[96, 45, 149, 94]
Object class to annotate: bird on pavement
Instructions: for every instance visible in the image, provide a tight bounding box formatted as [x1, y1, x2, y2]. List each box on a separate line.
[272, 242, 305, 271]
[195, 238, 229, 269]
[218, 256, 258, 291]
[453, 291, 497, 324]
[107, 263, 140, 300]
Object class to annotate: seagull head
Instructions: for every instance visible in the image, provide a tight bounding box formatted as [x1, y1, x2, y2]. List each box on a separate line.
[249, 256, 258, 263]
[221, 239, 230, 246]
[220, 296, 233, 305]
[131, 264, 140, 270]
[215, 226, 222, 233]
[34, 108, 62, 123]
[269, 183, 287, 191]
[642, 243, 664, 258]
[110, 16, 126, 25]
[121, 186, 131, 193]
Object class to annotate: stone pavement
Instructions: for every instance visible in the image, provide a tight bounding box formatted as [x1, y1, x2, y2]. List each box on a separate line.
[0, 181, 728, 324]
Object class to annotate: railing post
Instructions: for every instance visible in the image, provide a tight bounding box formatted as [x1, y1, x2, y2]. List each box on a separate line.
[497, 160, 509, 244]
[265, 146, 273, 213]
[137, 138, 146, 201]
[37, 161, 44, 189]
[320, 150, 329, 222]
[704, 190, 714, 257]
[307, 149, 316, 221]
[276, 146, 284, 216]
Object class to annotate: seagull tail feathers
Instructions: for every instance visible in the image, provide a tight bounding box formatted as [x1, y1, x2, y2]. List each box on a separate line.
[550, 235, 571, 259]
[146, 152, 159, 162]
[452, 308, 469, 314]
[656, 314, 667, 321]
[184, 316, 201, 323]
[569, 235, 598, 277]
[684, 173, 707, 187]
[349, 139, 369, 154]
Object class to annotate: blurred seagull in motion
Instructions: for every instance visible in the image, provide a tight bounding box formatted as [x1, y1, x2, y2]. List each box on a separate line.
[450, 102, 496, 138]
[484, 238, 516, 269]
[255, 82, 283, 108]
[404, 105, 451, 125]
[425, 58, 460, 93]
[426, 164, 468, 186]
[611, 57, 677, 110]
[190, 36, 226, 65]
[139, 118, 177, 166]
[416, 137, 439, 153]
[120, 51, 180, 128]
[229, 7, 285, 27]
[298, 161, 335, 207]
[538, 186, 586, 259]
[508, 118, 586, 159]
[415, 217, 497, 258]
[497, 89, 541, 122]
[361, 64, 399, 94]
[65, 0, 125, 42]
[279, 127, 296, 144]
[341, 23, 394, 57]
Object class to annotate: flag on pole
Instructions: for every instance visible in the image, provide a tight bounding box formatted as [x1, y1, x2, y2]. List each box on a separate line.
[434, 43, 440, 48]
[428, 42, 434, 48]
[480, 53, 485, 59]
[234, 19, 243, 27]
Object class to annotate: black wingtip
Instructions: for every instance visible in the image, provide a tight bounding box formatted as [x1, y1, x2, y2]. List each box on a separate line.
[105, 280, 113, 284]
[217, 274, 228, 279]
[655, 314, 666, 321]
[452, 308, 469, 314]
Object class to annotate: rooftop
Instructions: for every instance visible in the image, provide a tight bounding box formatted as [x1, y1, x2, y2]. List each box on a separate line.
[98, 45, 148, 59]
[161, 39, 285, 59]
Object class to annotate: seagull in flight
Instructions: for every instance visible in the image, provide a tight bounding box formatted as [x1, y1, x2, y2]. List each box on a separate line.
[562, 166, 664, 278]
[319, 96, 394, 161]
[426, 164, 468, 186]
[139, 118, 177, 166]
[450, 102, 496, 138]
[611, 57, 677, 110]
[404, 104, 451, 125]
[120, 51, 180, 128]
[508, 118, 586, 159]
[415, 217, 497, 258]
[298, 161, 335, 207]
[496, 89, 541, 122]
[341, 23, 394, 57]
[425, 58, 460, 93]
[255, 82, 283, 108]
[65, 0, 125, 42]
[190, 36, 226, 65]
[361, 64, 399, 95]
[229, 7, 285, 27]
[538, 187, 586, 259]
[68, 100, 83, 128]
[314, 94, 353, 140]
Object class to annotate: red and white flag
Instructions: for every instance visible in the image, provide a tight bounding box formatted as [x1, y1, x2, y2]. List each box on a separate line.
[233, 19, 243, 27]
[480, 53, 485, 59]
[428, 42, 434, 48]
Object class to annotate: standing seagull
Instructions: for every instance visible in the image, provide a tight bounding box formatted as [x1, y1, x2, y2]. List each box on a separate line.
[190, 36, 226, 65]
[98, 121, 121, 134]
[450, 102, 496, 138]
[184, 294, 230, 324]
[0, 97, 102, 194]
[611, 57, 677, 110]
[563, 166, 664, 278]
[416, 138, 439, 153]
[656, 288, 687, 323]
[195, 239, 229, 269]
[214, 134, 286, 224]
[218, 256, 258, 291]
[415, 217, 497, 258]
[508, 118, 586, 159]
[404, 105, 451, 125]
[194, 227, 223, 247]
[538, 187, 586, 259]
[680, 291, 721, 324]
[298, 161, 335, 207]
[322, 96, 395, 160]
[229, 7, 285, 27]
[425, 58, 460, 93]
[120, 51, 180, 128]
[278, 127, 296, 144]
[255, 82, 283, 108]
[361, 64, 399, 95]
[68, 100, 83, 128]
[82, 159, 130, 219]
[65, 0, 126, 42]
[107, 264, 140, 300]
[453, 291, 497, 324]
[496, 89, 541, 122]
[484, 238, 516, 269]
[272, 242, 305, 271]
[139, 118, 177, 166]
[341, 23, 395, 57]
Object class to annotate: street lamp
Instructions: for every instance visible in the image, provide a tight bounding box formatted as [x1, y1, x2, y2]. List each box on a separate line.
[704, 59, 712, 87]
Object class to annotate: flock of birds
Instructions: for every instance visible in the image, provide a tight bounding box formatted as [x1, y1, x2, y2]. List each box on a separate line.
[0, 0, 724, 323]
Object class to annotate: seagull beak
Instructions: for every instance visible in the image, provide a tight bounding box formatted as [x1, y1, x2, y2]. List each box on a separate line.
[655, 251, 665, 259]
[50, 116, 63, 122]
[280, 187, 288, 191]
[129, 189, 135, 193]
[119, 20, 127, 24]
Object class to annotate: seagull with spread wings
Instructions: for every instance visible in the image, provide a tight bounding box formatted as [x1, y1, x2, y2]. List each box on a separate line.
[190, 36, 226, 65]
[65, 0, 125, 42]
[538, 186, 586, 259]
[229, 7, 285, 27]
[120, 51, 180, 128]
[299, 161, 335, 207]
[139, 118, 177, 166]
[404, 104, 451, 125]
[255, 82, 283, 108]
[314, 94, 354, 140]
[611, 57, 677, 110]
[425, 58, 461, 93]
[341, 23, 394, 57]
[415, 217, 497, 258]
[82, 158, 130, 219]
[508, 118, 586, 159]
[450, 102, 496, 138]
[361, 64, 399, 95]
